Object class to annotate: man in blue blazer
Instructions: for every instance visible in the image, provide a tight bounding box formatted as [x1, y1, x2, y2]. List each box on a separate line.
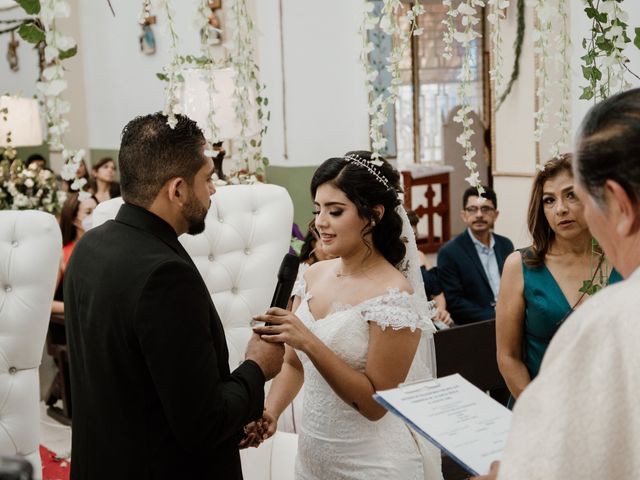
[437, 186, 514, 325]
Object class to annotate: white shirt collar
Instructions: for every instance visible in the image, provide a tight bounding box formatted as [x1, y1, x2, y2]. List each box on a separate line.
[467, 228, 495, 250]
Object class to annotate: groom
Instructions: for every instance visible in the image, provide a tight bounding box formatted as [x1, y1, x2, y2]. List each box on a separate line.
[64, 113, 284, 480]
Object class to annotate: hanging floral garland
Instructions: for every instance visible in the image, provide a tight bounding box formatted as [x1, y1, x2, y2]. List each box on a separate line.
[486, 0, 508, 95]
[442, 0, 485, 192]
[227, 0, 269, 175]
[531, 0, 552, 168]
[153, 0, 183, 129]
[360, 0, 424, 160]
[195, 0, 223, 146]
[550, 0, 571, 160]
[13, 0, 87, 195]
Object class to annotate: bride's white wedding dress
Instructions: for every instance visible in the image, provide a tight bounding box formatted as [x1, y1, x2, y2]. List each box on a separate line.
[292, 277, 443, 480]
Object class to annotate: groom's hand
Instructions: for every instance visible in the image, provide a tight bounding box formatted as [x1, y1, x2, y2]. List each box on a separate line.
[245, 333, 284, 380]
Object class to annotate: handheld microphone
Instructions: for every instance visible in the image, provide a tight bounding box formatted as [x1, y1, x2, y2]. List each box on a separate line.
[270, 253, 301, 310]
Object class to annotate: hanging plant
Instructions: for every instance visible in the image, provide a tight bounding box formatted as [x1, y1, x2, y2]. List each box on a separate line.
[486, 0, 509, 95]
[153, 0, 183, 129]
[194, 0, 225, 145]
[531, 0, 553, 169]
[580, 0, 640, 103]
[550, 0, 571, 159]
[495, 0, 524, 110]
[442, 0, 485, 192]
[361, 0, 424, 159]
[227, 0, 270, 175]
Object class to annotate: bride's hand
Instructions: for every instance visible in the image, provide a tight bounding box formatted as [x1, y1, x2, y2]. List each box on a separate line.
[260, 409, 278, 441]
[238, 410, 278, 448]
[252, 307, 313, 351]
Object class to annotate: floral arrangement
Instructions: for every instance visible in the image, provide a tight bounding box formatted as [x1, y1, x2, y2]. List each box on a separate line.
[0, 150, 65, 214]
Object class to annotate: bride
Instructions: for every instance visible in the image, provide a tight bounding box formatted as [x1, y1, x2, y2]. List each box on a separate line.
[252, 151, 443, 479]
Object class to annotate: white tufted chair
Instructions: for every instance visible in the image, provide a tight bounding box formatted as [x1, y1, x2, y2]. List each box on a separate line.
[0, 211, 62, 479]
[93, 183, 298, 479]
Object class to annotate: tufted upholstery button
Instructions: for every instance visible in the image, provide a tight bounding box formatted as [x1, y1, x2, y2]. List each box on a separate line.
[231, 287, 238, 294]
[218, 217, 224, 223]
[11, 240, 18, 248]
[4, 285, 11, 293]
[244, 248, 251, 255]
[8, 367, 16, 375]
[208, 254, 214, 262]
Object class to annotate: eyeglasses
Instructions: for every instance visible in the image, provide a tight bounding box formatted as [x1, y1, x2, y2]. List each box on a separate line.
[464, 206, 496, 214]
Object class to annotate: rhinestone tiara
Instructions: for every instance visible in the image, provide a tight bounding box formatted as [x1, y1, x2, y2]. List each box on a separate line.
[343, 154, 391, 190]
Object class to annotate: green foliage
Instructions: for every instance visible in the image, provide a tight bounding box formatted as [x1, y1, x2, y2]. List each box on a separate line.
[16, 0, 40, 15]
[579, 279, 603, 296]
[59, 45, 77, 60]
[17, 22, 44, 43]
[580, 0, 639, 103]
[496, 0, 525, 110]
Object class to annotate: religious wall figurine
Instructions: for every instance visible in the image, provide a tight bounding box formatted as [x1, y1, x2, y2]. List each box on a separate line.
[201, 0, 223, 46]
[138, 1, 156, 56]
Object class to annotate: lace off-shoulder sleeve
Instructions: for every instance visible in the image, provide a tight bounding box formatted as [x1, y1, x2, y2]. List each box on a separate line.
[292, 262, 310, 299]
[357, 288, 434, 332]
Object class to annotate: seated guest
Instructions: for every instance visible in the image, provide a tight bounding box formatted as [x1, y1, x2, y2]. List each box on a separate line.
[474, 88, 640, 480]
[51, 193, 98, 314]
[437, 186, 514, 324]
[26, 153, 47, 169]
[407, 209, 452, 327]
[496, 154, 622, 406]
[90, 156, 121, 203]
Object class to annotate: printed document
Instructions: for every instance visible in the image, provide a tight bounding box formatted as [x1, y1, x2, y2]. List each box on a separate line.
[374, 373, 511, 475]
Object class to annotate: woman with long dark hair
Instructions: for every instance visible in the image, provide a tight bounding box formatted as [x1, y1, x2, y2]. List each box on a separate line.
[90, 157, 121, 203]
[252, 151, 442, 479]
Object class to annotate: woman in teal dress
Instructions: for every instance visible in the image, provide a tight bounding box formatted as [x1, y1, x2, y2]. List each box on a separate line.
[496, 154, 622, 406]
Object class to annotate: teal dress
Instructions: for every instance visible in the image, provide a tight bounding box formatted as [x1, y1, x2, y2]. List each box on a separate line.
[521, 253, 623, 380]
[508, 251, 623, 408]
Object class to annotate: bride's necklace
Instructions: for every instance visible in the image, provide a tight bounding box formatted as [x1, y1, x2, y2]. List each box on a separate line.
[335, 259, 383, 278]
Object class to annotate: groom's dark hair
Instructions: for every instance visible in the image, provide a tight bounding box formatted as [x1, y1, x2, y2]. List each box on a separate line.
[118, 112, 206, 208]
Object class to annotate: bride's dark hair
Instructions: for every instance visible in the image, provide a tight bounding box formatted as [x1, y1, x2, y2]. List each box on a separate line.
[310, 150, 406, 266]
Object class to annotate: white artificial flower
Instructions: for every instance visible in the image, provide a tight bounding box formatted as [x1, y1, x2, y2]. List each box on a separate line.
[465, 171, 481, 187]
[71, 177, 87, 191]
[457, 3, 477, 16]
[44, 45, 60, 63]
[413, 27, 424, 36]
[24, 179, 34, 188]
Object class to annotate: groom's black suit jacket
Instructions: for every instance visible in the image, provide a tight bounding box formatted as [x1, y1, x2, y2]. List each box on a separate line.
[64, 203, 265, 480]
